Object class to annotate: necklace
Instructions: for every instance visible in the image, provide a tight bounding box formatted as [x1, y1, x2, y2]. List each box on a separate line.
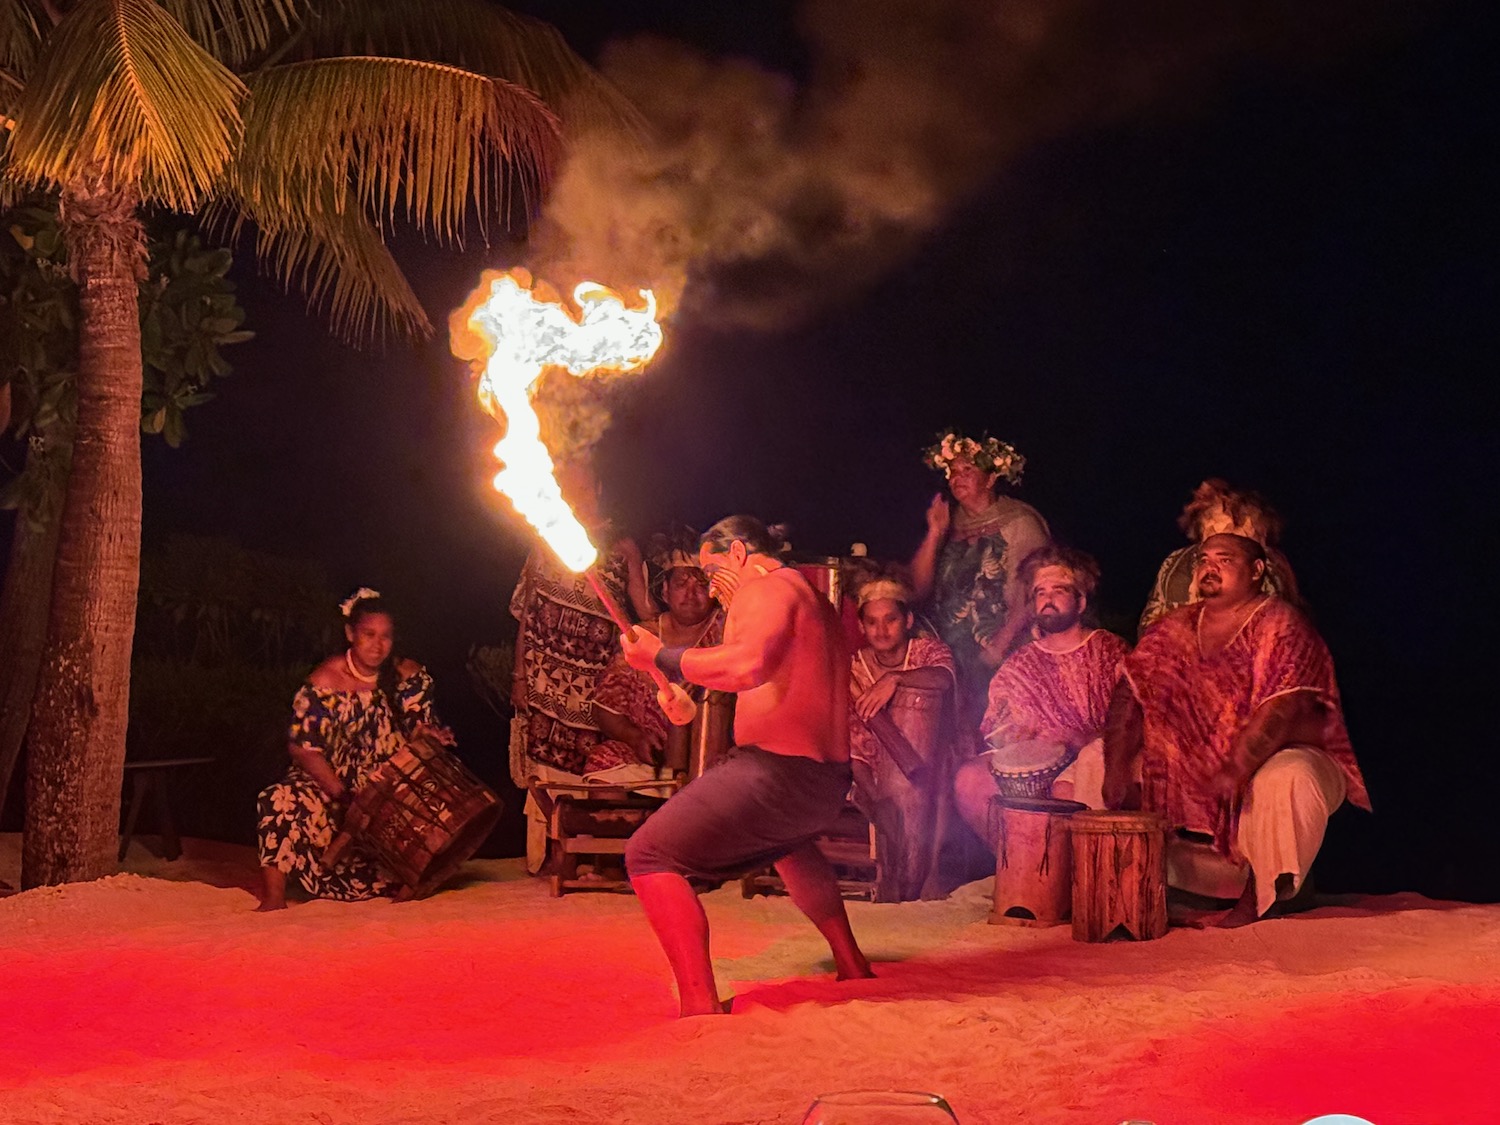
[344, 649, 378, 684]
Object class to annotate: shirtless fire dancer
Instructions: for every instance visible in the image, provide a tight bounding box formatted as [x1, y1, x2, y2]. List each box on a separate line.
[620, 515, 874, 1016]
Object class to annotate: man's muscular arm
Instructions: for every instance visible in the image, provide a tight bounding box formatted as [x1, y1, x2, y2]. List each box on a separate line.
[1210, 690, 1327, 801]
[1101, 678, 1144, 810]
[625, 578, 794, 693]
[678, 580, 794, 691]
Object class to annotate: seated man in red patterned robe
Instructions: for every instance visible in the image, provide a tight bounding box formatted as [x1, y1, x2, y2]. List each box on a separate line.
[1106, 533, 1371, 927]
[588, 546, 725, 778]
[953, 545, 1129, 851]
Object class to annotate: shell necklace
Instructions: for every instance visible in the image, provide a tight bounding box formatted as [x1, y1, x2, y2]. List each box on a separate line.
[345, 649, 378, 684]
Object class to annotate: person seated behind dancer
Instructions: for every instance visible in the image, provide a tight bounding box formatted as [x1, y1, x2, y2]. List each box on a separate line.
[256, 590, 455, 910]
[909, 431, 1050, 736]
[620, 516, 873, 1016]
[589, 532, 725, 778]
[847, 575, 957, 900]
[953, 546, 1129, 850]
[509, 458, 656, 872]
[850, 576, 957, 770]
[1140, 478, 1301, 631]
[1105, 533, 1371, 927]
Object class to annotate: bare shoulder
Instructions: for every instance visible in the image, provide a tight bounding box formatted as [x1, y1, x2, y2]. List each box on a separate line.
[307, 656, 344, 690]
[397, 657, 423, 679]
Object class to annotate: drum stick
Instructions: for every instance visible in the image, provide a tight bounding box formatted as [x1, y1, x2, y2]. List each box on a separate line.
[584, 567, 696, 726]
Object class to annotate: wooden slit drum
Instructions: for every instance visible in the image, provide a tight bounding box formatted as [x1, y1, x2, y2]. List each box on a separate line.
[1069, 810, 1169, 942]
[324, 732, 502, 901]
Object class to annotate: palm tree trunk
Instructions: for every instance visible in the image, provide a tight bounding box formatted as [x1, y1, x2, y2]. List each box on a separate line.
[0, 459, 68, 818]
[22, 182, 145, 888]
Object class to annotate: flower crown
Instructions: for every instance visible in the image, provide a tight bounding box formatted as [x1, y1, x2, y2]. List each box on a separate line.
[340, 587, 382, 619]
[923, 430, 1025, 484]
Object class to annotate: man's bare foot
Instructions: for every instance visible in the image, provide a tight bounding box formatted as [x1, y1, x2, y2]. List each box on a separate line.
[836, 959, 875, 981]
[1216, 876, 1262, 928]
[255, 896, 287, 912]
[678, 995, 731, 1017]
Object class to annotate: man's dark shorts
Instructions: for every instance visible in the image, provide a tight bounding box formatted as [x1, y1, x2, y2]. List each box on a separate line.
[626, 745, 852, 883]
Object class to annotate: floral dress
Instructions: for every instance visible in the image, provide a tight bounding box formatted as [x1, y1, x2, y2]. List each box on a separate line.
[930, 498, 1049, 728]
[256, 669, 437, 901]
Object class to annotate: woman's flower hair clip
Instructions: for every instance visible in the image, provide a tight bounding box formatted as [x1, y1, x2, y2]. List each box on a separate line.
[922, 430, 1025, 484]
[340, 587, 382, 618]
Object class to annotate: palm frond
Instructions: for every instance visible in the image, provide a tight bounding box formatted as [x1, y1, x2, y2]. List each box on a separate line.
[0, 0, 41, 80]
[153, 0, 304, 70]
[5, 0, 245, 209]
[235, 55, 560, 242]
[301, 0, 645, 138]
[207, 188, 431, 344]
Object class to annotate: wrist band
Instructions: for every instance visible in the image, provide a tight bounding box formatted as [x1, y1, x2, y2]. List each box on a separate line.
[655, 645, 689, 681]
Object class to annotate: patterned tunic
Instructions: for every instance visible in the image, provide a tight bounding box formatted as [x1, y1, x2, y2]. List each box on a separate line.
[848, 635, 957, 780]
[1123, 598, 1370, 856]
[982, 629, 1129, 752]
[257, 669, 437, 900]
[509, 540, 633, 776]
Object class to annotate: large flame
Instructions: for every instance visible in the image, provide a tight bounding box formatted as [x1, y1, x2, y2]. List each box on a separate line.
[452, 268, 664, 572]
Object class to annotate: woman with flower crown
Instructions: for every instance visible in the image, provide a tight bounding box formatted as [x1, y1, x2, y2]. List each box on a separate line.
[254, 589, 453, 909]
[909, 431, 1051, 735]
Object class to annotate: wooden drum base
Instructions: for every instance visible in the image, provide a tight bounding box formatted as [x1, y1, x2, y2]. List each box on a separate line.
[1069, 810, 1168, 942]
[988, 796, 1086, 927]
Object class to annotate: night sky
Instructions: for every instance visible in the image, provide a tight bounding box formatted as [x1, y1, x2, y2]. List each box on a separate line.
[126, 3, 1494, 895]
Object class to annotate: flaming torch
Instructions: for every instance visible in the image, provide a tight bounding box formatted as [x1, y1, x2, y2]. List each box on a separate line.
[453, 268, 695, 727]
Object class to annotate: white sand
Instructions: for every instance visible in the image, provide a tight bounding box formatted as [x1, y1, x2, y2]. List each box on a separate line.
[3, 834, 1497, 1124]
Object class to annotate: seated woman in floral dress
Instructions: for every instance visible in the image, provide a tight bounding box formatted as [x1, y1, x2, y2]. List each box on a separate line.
[255, 589, 452, 910]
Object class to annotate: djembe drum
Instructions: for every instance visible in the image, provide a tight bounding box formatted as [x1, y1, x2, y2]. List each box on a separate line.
[1069, 810, 1168, 942]
[988, 795, 1087, 926]
[985, 737, 1074, 799]
[324, 732, 502, 901]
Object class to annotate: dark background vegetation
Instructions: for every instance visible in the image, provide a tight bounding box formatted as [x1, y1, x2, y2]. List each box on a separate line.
[4, 2, 1493, 899]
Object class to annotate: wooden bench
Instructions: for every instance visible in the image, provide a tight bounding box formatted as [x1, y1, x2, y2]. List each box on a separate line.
[529, 778, 679, 896]
[118, 756, 216, 862]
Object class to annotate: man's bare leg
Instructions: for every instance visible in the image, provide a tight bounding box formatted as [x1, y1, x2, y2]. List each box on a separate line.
[630, 871, 725, 1016]
[952, 759, 1000, 852]
[774, 843, 874, 980]
[256, 865, 288, 912]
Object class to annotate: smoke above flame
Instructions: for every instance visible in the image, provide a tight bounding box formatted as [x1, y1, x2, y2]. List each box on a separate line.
[450, 268, 663, 571]
[524, 0, 1421, 330]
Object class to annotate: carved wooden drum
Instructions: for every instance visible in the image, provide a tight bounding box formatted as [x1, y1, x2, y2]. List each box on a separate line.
[325, 732, 502, 901]
[988, 795, 1087, 927]
[1069, 810, 1168, 942]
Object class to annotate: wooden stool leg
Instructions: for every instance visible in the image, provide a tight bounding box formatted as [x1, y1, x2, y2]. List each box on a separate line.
[153, 776, 182, 860]
[119, 773, 149, 862]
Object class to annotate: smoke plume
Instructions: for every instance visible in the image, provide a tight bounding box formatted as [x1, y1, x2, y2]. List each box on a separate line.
[525, 0, 1421, 331]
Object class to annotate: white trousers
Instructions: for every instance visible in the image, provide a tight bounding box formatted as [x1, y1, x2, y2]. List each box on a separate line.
[1062, 742, 1347, 917]
[1168, 746, 1348, 915]
[1051, 737, 1106, 809]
